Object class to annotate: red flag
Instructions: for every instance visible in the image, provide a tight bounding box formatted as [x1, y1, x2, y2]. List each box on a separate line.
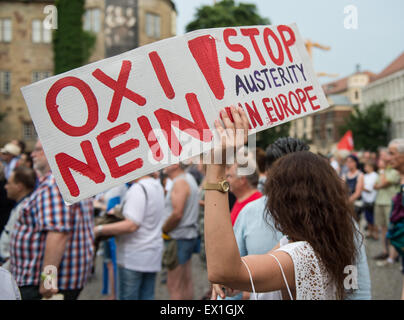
[337, 130, 354, 151]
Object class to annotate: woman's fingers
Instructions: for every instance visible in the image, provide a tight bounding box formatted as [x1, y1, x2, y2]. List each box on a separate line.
[238, 106, 249, 128]
[226, 287, 241, 297]
[212, 107, 250, 164]
[238, 106, 250, 143]
[230, 105, 243, 130]
[211, 287, 217, 300]
[211, 284, 226, 299]
[214, 119, 225, 136]
[230, 106, 249, 148]
[214, 119, 228, 158]
[221, 109, 235, 133]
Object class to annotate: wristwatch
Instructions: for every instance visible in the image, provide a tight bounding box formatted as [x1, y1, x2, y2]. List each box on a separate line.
[203, 180, 230, 193]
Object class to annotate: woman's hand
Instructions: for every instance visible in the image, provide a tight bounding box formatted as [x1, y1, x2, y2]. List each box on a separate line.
[211, 284, 241, 300]
[211, 106, 250, 165]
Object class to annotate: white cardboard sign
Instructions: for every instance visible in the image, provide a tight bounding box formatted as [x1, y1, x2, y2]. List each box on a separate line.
[21, 23, 329, 204]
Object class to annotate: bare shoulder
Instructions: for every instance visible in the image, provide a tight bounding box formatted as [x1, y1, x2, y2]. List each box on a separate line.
[171, 177, 190, 196]
[241, 249, 295, 292]
[173, 177, 190, 190]
[269, 249, 294, 270]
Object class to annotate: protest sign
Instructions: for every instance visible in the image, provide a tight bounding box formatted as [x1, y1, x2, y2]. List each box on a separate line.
[21, 23, 329, 204]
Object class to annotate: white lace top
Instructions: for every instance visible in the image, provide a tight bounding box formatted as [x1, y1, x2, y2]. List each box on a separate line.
[246, 236, 337, 300]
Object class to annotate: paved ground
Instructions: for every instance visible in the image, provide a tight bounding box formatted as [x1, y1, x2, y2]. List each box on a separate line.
[363, 235, 403, 299]
[79, 218, 403, 300]
[79, 254, 209, 300]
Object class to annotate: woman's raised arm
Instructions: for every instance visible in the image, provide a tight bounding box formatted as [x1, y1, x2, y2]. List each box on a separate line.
[204, 106, 295, 295]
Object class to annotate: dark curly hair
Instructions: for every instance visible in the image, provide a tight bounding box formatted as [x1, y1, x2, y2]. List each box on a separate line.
[265, 151, 359, 299]
[265, 137, 310, 169]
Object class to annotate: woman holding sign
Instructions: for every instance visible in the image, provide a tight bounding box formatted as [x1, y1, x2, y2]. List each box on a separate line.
[203, 106, 359, 300]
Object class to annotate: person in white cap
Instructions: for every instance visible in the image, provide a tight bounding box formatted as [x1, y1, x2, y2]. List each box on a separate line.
[0, 143, 21, 180]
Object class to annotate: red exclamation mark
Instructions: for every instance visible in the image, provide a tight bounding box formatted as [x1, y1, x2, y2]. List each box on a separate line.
[149, 51, 175, 100]
[188, 35, 225, 100]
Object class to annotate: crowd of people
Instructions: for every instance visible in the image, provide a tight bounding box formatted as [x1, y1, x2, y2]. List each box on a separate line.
[0, 108, 404, 300]
[330, 147, 403, 269]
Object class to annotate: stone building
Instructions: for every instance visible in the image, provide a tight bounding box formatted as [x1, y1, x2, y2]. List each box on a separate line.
[289, 115, 313, 144]
[311, 95, 353, 154]
[0, 0, 54, 151]
[0, 0, 176, 150]
[361, 51, 404, 139]
[307, 70, 375, 154]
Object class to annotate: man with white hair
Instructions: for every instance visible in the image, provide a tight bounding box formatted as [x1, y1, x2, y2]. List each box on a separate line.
[225, 151, 262, 226]
[0, 143, 21, 180]
[387, 138, 404, 300]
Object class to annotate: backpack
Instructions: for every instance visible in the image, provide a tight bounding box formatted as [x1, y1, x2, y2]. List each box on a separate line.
[94, 182, 148, 241]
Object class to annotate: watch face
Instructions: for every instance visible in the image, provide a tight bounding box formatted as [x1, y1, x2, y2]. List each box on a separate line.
[222, 181, 230, 192]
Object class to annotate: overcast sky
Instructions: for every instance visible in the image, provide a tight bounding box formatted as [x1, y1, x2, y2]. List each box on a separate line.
[172, 0, 404, 84]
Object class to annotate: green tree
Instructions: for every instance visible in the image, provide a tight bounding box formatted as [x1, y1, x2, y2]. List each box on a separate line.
[53, 0, 96, 74]
[186, 0, 270, 32]
[255, 122, 291, 149]
[187, 0, 281, 148]
[339, 102, 391, 152]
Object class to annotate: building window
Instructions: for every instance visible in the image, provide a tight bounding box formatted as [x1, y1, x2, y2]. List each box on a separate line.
[23, 122, 37, 140]
[32, 71, 51, 83]
[314, 114, 321, 127]
[326, 111, 334, 123]
[315, 129, 321, 142]
[0, 71, 11, 94]
[32, 19, 52, 43]
[354, 90, 359, 100]
[84, 8, 101, 33]
[0, 18, 12, 42]
[326, 127, 333, 141]
[146, 13, 160, 39]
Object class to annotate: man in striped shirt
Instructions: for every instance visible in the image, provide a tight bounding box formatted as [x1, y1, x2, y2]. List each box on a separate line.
[9, 140, 95, 300]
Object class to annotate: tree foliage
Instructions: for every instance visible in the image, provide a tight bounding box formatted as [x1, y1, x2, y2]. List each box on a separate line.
[256, 122, 291, 149]
[186, 0, 270, 32]
[53, 0, 96, 74]
[339, 102, 391, 152]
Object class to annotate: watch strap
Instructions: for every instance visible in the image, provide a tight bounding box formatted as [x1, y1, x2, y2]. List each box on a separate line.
[204, 182, 222, 190]
[203, 180, 229, 192]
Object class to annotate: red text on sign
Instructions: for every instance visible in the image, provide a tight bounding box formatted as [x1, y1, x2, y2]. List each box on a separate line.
[46, 76, 99, 137]
[223, 25, 296, 69]
[92, 60, 147, 123]
[55, 141, 106, 197]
